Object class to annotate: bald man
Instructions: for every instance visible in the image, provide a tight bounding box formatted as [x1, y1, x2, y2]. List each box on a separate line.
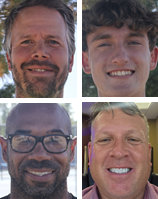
[0, 103, 77, 199]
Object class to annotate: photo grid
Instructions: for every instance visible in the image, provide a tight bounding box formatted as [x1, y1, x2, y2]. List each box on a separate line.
[1, 0, 158, 199]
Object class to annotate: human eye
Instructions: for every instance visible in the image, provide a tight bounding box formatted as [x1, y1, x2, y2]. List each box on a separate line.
[97, 137, 112, 144]
[98, 43, 111, 47]
[15, 135, 28, 141]
[128, 41, 141, 45]
[127, 137, 140, 144]
[50, 136, 59, 142]
[14, 135, 33, 147]
[47, 40, 60, 46]
[47, 135, 60, 144]
[20, 40, 33, 46]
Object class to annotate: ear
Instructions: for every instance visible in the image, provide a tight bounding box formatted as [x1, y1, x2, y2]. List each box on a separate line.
[70, 136, 77, 162]
[6, 53, 12, 71]
[69, 55, 74, 73]
[0, 136, 8, 163]
[148, 143, 152, 167]
[82, 51, 91, 74]
[88, 141, 92, 166]
[150, 46, 158, 70]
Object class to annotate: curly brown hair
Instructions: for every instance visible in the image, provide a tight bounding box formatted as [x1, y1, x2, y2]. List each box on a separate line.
[82, 0, 158, 52]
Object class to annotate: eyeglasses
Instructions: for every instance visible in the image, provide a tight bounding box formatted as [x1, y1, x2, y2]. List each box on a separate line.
[8, 133, 72, 154]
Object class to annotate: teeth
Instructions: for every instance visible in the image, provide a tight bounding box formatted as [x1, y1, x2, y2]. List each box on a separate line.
[109, 168, 130, 174]
[28, 171, 52, 176]
[109, 71, 132, 76]
[32, 69, 46, 72]
[122, 71, 125, 76]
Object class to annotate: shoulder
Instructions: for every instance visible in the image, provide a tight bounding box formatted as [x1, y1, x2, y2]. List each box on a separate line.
[82, 184, 97, 199]
[0, 194, 10, 199]
[144, 181, 158, 198]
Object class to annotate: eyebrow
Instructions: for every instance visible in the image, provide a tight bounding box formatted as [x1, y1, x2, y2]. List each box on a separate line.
[99, 129, 140, 135]
[46, 129, 65, 135]
[90, 31, 146, 45]
[128, 32, 145, 39]
[91, 34, 111, 44]
[14, 130, 32, 134]
[126, 129, 140, 134]
[45, 35, 62, 40]
[14, 129, 65, 135]
[19, 34, 62, 40]
[19, 35, 32, 40]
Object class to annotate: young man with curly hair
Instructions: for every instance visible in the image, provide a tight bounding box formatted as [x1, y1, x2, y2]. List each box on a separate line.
[82, 0, 158, 97]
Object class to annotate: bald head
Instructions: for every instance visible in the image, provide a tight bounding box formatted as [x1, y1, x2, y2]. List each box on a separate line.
[6, 103, 72, 136]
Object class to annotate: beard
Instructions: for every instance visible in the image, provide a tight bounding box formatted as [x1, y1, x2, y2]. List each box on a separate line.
[7, 157, 70, 199]
[11, 59, 69, 98]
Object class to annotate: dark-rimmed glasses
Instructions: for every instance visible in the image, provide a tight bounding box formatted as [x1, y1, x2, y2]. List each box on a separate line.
[8, 133, 72, 154]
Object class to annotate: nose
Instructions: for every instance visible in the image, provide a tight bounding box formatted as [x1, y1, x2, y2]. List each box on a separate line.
[109, 139, 129, 159]
[112, 45, 129, 66]
[31, 41, 50, 60]
[28, 142, 51, 162]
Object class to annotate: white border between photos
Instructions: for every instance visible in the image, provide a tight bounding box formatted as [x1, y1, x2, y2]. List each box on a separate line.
[77, 0, 82, 197]
[0, 0, 83, 192]
[81, 97, 158, 103]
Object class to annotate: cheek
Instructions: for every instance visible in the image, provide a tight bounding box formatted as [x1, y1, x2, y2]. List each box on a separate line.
[89, 49, 111, 74]
[133, 50, 151, 71]
[54, 152, 71, 167]
[11, 48, 30, 65]
[90, 146, 106, 166]
[132, 147, 150, 168]
[51, 48, 69, 66]
[7, 152, 21, 176]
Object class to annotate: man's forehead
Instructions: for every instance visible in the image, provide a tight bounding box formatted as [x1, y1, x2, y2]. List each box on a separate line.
[91, 109, 148, 141]
[17, 5, 64, 22]
[12, 6, 66, 34]
[10, 5, 68, 52]
[7, 104, 70, 134]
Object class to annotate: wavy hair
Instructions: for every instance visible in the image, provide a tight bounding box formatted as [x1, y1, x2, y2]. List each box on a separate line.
[83, 0, 158, 52]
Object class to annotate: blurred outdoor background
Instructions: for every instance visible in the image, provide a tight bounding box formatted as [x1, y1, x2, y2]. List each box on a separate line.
[0, 103, 77, 197]
[0, 0, 77, 98]
[82, 0, 158, 97]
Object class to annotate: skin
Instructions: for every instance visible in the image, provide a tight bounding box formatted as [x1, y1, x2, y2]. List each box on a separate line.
[0, 104, 77, 199]
[88, 109, 151, 199]
[6, 6, 74, 98]
[82, 25, 158, 97]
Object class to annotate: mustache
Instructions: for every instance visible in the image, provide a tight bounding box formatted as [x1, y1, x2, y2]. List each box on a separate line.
[21, 60, 59, 75]
[20, 159, 60, 170]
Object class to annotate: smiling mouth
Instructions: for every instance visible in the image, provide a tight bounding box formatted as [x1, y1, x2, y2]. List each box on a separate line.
[108, 70, 135, 77]
[28, 69, 52, 72]
[108, 168, 132, 174]
[28, 171, 53, 176]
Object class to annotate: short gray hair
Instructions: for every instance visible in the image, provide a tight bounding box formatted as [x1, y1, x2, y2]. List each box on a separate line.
[90, 102, 149, 141]
[3, 0, 75, 58]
